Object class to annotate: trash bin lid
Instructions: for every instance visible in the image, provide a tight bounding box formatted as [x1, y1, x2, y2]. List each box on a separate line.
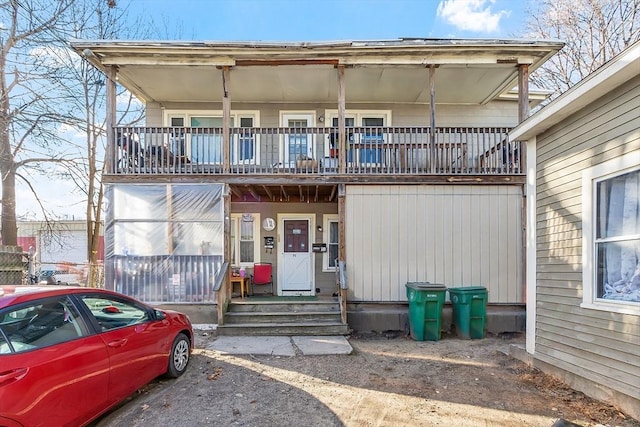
[448, 286, 487, 293]
[405, 282, 447, 290]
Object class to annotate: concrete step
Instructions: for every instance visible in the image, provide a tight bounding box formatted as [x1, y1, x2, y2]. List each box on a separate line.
[221, 298, 347, 336]
[217, 322, 350, 336]
[224, 311, 342, 324]
[228, 300, 340, 313]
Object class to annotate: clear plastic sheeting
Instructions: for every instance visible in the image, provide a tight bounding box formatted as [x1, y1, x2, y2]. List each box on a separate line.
[105, 183, 225, 303]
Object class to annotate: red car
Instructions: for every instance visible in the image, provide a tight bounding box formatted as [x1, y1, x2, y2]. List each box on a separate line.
[0, 286, 193, 427]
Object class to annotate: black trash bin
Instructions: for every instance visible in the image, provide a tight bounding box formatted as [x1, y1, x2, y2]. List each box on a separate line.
[405, 282, 447, 341]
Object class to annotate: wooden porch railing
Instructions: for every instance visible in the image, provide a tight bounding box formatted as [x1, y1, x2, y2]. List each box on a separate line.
[111, 126, 520, 176]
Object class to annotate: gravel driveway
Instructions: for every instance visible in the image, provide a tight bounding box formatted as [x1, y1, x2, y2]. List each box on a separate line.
[93, 331, 639, 427]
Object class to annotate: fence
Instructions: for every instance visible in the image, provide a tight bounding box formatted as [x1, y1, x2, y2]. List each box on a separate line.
[0, 246, 28, 285]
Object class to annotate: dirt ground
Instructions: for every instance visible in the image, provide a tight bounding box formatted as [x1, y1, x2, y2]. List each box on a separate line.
[95, 330, 639, 427]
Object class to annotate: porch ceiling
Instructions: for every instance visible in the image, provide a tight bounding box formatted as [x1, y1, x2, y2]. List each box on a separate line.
[229, 183, 338, 203]
[73, 38, 564, 106]
[114, 64, 519, 105]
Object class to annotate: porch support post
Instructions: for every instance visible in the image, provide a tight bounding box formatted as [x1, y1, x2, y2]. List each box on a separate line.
[518, 64, 530, 123]
[338, 183, 347, 324]
[222, 66, 231, 174]
[105, 65, 117, 174]
[104, 65, 117, 291]
[337, 65, 346, 174]
[518, 63, 529, 172]
[218, 184, 231, 325]
[429, 65, 436, 174]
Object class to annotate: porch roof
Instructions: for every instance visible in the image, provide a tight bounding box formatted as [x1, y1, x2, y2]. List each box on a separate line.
[70, 38, 563, 106]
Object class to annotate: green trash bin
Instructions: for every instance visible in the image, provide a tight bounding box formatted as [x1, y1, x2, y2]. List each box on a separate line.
[448, 286, 488, 339]
[405, 282, 447, 341]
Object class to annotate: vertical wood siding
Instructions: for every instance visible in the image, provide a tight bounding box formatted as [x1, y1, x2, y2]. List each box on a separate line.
[345, 185, 523, 303]
[535, 75, 640, 402]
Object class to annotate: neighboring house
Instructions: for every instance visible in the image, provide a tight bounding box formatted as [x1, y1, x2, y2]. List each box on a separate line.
[509, 40, 640, 419]
[17, 220, 105, 283]
[71, 38, 563, 331]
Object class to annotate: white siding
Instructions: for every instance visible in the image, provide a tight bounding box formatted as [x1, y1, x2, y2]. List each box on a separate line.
[345, 185, 523, 303]
[535, 75, 640, 404]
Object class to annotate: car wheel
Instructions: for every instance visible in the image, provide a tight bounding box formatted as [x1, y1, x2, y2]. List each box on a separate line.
[167, 332, 190, 378]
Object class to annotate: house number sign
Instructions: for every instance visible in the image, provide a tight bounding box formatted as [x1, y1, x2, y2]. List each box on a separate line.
[262, 217, 276, 231]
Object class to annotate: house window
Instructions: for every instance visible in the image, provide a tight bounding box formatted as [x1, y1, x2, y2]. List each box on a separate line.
[323, 214, 339, 271]
[236, 117, 255, 163]
[325, 110, 391, 163]
[164, 110, 259, 164]
[582, 151, 640, 314]
[595, 169, 640, 302]
[231, 214, 260, 267]
[280, 112, 316, 165]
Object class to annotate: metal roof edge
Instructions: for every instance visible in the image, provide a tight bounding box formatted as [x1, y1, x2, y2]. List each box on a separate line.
[69, 37, 565, 50]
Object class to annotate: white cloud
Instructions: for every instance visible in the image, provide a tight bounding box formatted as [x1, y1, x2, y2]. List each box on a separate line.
[117, 92, 143, 109]
[29, 45, 74, 68]
[437, 0, 510, 33]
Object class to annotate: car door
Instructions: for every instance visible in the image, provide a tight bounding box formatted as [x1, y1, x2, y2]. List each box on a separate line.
[77, 294, 173, 404]
[0, 296, 110, 427]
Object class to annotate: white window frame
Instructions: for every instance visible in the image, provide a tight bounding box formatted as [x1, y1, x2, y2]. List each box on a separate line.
[230, 213, 261, 268]
[163, 110, 260, 164]
[323, 109, 392, 155]
[581, 150, 640, 315]
[322, 214, 339, 272]
[280, 111, 317, 165]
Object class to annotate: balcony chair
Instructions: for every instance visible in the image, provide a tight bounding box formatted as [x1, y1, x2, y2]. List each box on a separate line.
[250, 262, 273, 296]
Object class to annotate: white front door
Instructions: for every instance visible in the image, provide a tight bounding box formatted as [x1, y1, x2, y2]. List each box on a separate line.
[278, 214, 314, 296]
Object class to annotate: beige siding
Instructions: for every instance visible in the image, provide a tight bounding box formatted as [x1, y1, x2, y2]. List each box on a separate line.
[535, 75, 640, 401]
[143, 101, 518, 128]
[345, 185, 523, 303]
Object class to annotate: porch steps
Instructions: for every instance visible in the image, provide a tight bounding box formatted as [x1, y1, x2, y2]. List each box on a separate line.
[217, 299, 349, 336]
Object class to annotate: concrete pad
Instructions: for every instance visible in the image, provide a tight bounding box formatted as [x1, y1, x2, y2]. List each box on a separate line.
[207, 336, 295, 356]
[192, 323, 217, 331]
[292, 336, 353, 355]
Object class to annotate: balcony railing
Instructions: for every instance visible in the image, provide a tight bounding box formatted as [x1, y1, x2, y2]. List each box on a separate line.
[111, 126, 520, 176]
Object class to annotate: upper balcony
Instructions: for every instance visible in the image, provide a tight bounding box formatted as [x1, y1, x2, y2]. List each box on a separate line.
[110, 126, 521, 179]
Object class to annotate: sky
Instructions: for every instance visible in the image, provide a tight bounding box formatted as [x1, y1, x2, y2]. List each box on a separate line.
[126, 0, 529, 41]
[17, 0, 531, 220]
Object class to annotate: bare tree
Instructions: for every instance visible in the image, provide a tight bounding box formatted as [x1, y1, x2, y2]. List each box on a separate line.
[525, 0, 640, 100]
[0, 0, 79, 245]
[43, 0, 148, 285]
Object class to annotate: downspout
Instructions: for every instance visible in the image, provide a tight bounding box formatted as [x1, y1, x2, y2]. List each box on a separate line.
[338, 184, 347, 324]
